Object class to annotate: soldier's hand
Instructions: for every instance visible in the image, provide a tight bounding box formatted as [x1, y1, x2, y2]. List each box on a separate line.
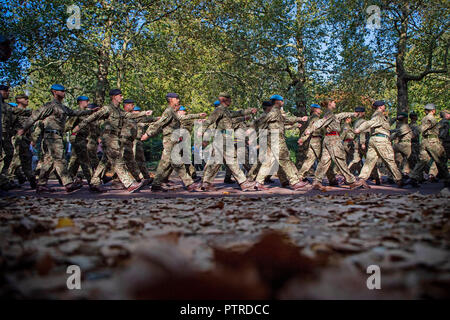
[200, 113, 207, 118]
[304, 130, 310, 136]
[301, 116, 308, 122]
[297, 123, 302, 128]
[361, 144, 366, 150]
[202, 141, 209, 148]
[251, 108, 257, 114]
[72, 126, 80, 134]
[141, 133, 149, 141]
[17, 129, 24, 136]
[145, 110, 153, 116]
[298, 138, 303, 146]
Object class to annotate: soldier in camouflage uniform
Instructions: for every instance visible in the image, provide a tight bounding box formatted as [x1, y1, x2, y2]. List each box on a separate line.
[340, 115, 356, 165]
[252, 95, 308, 191]
[348, 107, 368, 174]
[302, 99, 368, 190]
[73, 89, 152, 193]
[7, 94, 36, 188]
[0, 84, 14, 191]
[0, 85, 15, 181]
[408, 112, 421, 171]
[86, 103, 102, 170]
[18, 84, 93, 193]
[391, 112, 413, 177]
[141, 93, 206, 192]
[297, 104, 338, 187]
[199, 92, 256, 191]
[407, 104, 450, 187]
[65, 96, 95, 186]
[132, 106, 154, 182]
[428, 110, 450, 179]
[355, 100, 403, 187]
[121, 99, 156, 185]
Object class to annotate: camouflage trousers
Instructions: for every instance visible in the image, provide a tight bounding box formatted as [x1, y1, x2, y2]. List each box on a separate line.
[359, 136, 402, 182]
[314, 135, 356, 184]
[410, 138, 449, 182]
[87, 138, 99, 170]
[343, 140, 355, 165]
[409, 142, 420, 171]
[7, 135, 34, 183]
[393, 141, 412, 175]
[348, 142, 365, 174]
[133, 140, 151, 180]
[38, 134, 73, 186]
[68, 135, 93, 183]
[0, 134, 13, 176]
[255, 133, 300, 186]
[153, 136, 194, 187]
[295, 143, 309, 170]
[121, 138, 142, 182]
[203, 133, 247, 185]
[90, 133, 136, 188]
[297, 137, 335, 183]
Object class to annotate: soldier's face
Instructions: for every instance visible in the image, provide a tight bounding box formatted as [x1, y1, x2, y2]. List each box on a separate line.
[0, 89, 9, 99]
[78, 100, 89, 109]
[123, 103, 134, 112]
[17, 98, 28, 107]
[328, 101, 336, 110]
[445, 113, 450, 120]
[313, 108, 321, 115]
[54, 90, 65, 99]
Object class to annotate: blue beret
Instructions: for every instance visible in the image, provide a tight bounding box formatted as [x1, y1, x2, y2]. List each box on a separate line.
[270, 94, 284, 101]
[133, 106, 141, 111]
[372, 100, 385, 108]
[123, 99, 135, 104]
[0, 84, 9, 90]
[109, 89, 122, 96]
[166, 92, 179, 99]
[179, 106, 186, 111]
[311, 103, 321, 109]
[87, 103, 98, 109]
[51, 84, 65, 91]
[213, 100, 220, 107]
[77, 96, 89, 102]
[8, 102, 18, 107]
[355, 106, 365, 112]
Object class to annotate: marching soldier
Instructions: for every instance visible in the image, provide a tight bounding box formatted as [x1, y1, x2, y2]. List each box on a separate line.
[199, 92, 256, 191]
[141, 93, 206, 192]
[66, 96, 94, 186]
[354, 100, 403, 187]
[391, 112, 413, 177]
[409, 112, 421, 171]
[133, 106, 154, 182]
[340, 115, 356, 165]
[7, 93, 36, 188]
[302, 99, 368, 190]
[18, 84, 94, 193]
[73, 88, 152, 193]
[407, 104, 450, 187]
[253, 95, 308, 191]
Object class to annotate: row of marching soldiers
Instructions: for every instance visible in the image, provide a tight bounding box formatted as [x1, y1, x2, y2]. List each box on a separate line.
[0, 84, 449, 194]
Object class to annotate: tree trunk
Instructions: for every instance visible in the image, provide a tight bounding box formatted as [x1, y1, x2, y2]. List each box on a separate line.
[294, 0, 307, 116]
[395, 3, 410, 114]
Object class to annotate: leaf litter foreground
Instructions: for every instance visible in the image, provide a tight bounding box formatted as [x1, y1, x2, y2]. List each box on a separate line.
[0, 189, 449, 299]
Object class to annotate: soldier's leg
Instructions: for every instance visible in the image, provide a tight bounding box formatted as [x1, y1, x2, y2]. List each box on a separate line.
[223, 144, 247, 185]
[37, 139, 57, 186]
[122, 141, 141, 182]
[298, 143, 318, 179]
[428, 161, 438, 177]
[87, 141, 99, 170]
[1, 137, 14, 176]
[427, 141, 450, 180]
[224, 166, 233, 182]
[276, 139, 300, 186]
[98, 135, 136, 188]
[314, 146, 332, 184]
[408, 145, 431, 182]
[47, 137, 73, 186]
[359, 141, 379, 180]
[327, 141, 356, 184]
[376, 141, 402, 181]
[152, 139, 177, 187]
[67, 145, 81, 178]
[277, 167, 289, 186]
[7, 135, 21, 181]
[90, 155, 108, 186]
[134, 141, 151, 180]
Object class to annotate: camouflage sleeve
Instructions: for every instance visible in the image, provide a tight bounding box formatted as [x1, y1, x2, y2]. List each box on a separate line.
[22, 105, 53, 132]
[201, 107, 223, 134]
[356, 115, 382, 133]
[230, 109, 252, 118]
[178, 113, 204, 121]
[144, 108, 173, 136]
[78, 106, 110, 131]
[420, 116, 433, 133]
[335, 112, 357, 121]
